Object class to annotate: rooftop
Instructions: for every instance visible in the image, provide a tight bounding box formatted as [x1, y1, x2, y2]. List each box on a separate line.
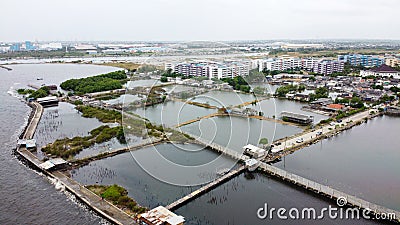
[371, 65, 398, 73]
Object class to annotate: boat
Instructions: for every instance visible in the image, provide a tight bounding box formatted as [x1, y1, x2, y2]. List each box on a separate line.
[37, 77, 43, 80]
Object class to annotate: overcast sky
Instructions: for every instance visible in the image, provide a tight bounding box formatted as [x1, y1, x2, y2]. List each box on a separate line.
[1, 0, 400, 42]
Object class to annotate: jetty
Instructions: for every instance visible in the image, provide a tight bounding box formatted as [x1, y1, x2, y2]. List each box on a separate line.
[15, 101, 138, 225]
[165, 166, 245, 210]
[259, 163, 400, 223]
[191, 136, 249, 161]
[70, 138, 164, 167]
[0, 65, 12, 71]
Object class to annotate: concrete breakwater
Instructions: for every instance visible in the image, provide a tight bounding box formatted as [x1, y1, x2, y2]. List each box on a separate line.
[15, 102, 137, 225]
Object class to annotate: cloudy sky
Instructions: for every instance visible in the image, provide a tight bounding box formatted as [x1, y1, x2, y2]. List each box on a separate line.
[1, 0, 399, 42]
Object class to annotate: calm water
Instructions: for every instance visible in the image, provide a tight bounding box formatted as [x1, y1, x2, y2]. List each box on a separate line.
[275, 115, 400, 211]
[180, 116, 302, 153]
[33, 102, 105, 159]
[103, 94, 142, 105]
[130, 100, 216, 127]
[71, 143, 237, 207]
[247, 98, 329, 124]
[0, 64, 392, 225]
[0, 64, 119, 224]
[190, 90, 256, 108]
[175, 173, 378, 225]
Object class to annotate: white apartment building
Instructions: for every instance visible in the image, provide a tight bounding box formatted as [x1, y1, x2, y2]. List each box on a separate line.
[258, 56, 312, 72]
[313, 60, 344, 75]
[167, 61, 249, 79]
[257, 56, 343, 75]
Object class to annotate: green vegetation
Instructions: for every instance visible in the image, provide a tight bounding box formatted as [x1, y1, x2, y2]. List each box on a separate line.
[28, 86, 51, 99]
[17, 88, 35, 95]
[335, 107, 366, 120]
[221, 76, 250, 93]
[60, 70, 127, 95]
[86, 184, 147, 215]
[252, 86, 266, 95]
[160, 76, 168, 82]
[309, 87, 329, 101]
[334, 96, 364, 108]
[259, 138, 268, 145]
[76, 105, 122, 123]
[379, 94, 395, 103]
[275, 84, 302, 97]
[318, 118, 334, 125]
[136, 64, 159, 73]
[42, 125, 126, 159]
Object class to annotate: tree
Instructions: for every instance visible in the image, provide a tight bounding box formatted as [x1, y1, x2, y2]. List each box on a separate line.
[259, 138, 269, 149]
[160, 76, 168, 82]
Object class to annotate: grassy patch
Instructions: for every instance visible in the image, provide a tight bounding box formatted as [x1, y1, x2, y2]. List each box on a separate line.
[76, 105, 122, 123]
[86, 184, 147, 215]
[99, 62, 140, 71]
[42, 125, 126, 159]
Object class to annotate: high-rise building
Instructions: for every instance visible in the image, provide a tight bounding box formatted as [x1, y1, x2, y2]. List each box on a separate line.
[313, 60, 344, 75]
[168, 61, 249, 79]
[338, 54, 384, 67]
[25, 41, 35, 51]
[10, 43, 21, 51]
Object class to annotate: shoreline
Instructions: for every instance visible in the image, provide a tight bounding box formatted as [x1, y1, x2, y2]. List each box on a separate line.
[15, 101, 137, 225]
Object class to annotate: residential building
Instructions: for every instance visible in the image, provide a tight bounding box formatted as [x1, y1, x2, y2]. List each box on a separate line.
[385, 57, 400, 68]
[338, 54, 384, 67]
[313, 60, 344, 75]
[168, 61, 249, 79]
[360, 64, 400, 79]
[10, 43, 21, 51]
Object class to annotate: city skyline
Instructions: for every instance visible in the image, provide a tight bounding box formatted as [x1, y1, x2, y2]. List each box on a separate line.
[1, 0, 400, 42]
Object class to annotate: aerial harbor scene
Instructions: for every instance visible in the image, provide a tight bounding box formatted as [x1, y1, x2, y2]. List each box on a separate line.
[1, 1, 400, 225]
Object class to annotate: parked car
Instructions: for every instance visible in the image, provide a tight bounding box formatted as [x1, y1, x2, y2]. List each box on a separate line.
[296, 138, 304, 143]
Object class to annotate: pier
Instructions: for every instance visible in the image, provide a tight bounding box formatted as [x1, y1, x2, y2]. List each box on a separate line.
[191, 136, 249, 161]
[259, 163, 400, 223]
[71, 138, 164, 167]
[23, 102, 43, 139]
[15, 100, 138, 225]
[174, 112, 222, 128]
[0, 65, 12, 71]
[165, 166, 246, 210]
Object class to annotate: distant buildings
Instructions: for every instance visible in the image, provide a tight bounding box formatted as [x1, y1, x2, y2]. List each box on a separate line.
[167, 61, 250, 79]
[313, 60, 344, 75]
[360, 64, 400, 79]
[338, 54, 384, 67]
[10, 43, 21, 51]
[385, 57, 400, 68]
[257, 56, 343, 75]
